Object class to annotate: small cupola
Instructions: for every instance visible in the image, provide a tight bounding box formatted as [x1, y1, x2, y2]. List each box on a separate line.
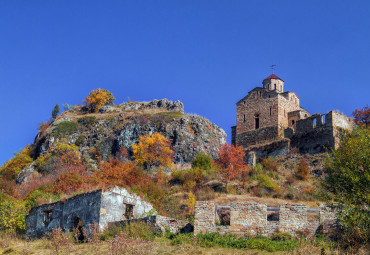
[262, 74, 284, 93]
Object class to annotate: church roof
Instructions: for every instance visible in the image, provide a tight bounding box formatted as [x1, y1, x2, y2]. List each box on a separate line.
[263, 74, 284, 81]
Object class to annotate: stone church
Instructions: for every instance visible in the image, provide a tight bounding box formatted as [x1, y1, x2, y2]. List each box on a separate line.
[231, 73, 354, 162]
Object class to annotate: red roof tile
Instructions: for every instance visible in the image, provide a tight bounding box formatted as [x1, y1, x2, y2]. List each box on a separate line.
[263, 74, 284, 81]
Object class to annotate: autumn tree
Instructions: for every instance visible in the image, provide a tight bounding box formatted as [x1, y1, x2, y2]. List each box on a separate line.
[84, 88, 115, 112]
[132, 132, 174, 170]
[52, 103, 60, 119]
[352, 104, 370, 129]
[96, 159, 148, 187]
[215, 143, 247, 191]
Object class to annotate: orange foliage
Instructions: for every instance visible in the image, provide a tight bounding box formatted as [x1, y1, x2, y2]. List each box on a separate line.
[352, 104, 370, 128]
[84, 88, 115, 112]
[95, 159, 149, 187]
[216, 143, 247, 189]
[132, 132, 174, 170]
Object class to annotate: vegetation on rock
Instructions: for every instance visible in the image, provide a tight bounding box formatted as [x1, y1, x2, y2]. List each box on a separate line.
[84, 88, 115, 112]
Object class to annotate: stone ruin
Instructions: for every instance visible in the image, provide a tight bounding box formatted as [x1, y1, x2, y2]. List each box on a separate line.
[26, 187, 190, 238]
[194, 201, 337, 237]
[231, 73, 355, 163]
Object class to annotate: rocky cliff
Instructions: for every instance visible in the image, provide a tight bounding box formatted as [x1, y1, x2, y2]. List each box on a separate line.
[29, 99, 226, 171]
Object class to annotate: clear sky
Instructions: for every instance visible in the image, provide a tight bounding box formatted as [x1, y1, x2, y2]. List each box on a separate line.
[0, 0, 369, 165]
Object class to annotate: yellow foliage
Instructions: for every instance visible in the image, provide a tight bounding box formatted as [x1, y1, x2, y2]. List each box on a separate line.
[84, 88, 115, 112]
[187, 191, 196, 214]
[53, 140, 79, 155]
[0, 194, 27, 233]
[0, 146, 33, 180]
[132, 132, 174, 170]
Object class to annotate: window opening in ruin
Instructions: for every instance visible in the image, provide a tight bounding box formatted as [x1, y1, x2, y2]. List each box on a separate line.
[267, 212, 279, 221]
[43, 210, 53, 226]
[125, 204, 134, 220]
[216, 208, 230, 226]
[292, 120, 295, 125]
[244, 114, 246, 122]
[270, 107, 272, 116]
[313, 119, 317, 128]
[72, 217, 85, 242]
[322, 115, 326, 124]
[243, 101, 245, 104]
[255, 115, 260, 129]
[274, 84, 276, 90]
[268, 95, 271, 98]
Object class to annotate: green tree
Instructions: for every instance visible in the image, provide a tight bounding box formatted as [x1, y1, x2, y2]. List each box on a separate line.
[322, 127, 370, 246]
[52, 103, 60, 119]
[191, 152, 212, 171]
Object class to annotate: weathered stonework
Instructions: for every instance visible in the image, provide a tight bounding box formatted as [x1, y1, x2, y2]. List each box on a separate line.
[26, 187, 154, 238]
[194, 201, 337, 237]
[194, 201, 216, 235]
[232, 74, 354, 161]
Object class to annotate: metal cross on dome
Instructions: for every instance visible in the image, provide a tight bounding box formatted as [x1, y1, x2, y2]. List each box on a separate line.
[271, 64, 276, 74]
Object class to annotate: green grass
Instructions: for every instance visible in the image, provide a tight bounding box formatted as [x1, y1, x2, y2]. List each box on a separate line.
[52, 121, 78, 138]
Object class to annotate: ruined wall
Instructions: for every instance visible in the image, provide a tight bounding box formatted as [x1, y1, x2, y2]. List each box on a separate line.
[236, 126, 280, 148]
[194, 201, 336, 237]
[230, 202, 267, 236]
[291, 111, 354, 153]
[26, 187, 155, 238]
[109, 215, 192, 234]
[279, 203, 307, 235]
[26, 190, 102, 238]
[99, 187, 154, 230]
[246, 138, 290, 161]
[319, 204, 338, 235]
[194, 201, 216, 235]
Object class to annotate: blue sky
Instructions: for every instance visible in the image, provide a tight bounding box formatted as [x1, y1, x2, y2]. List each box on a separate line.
[0, 0, 369, 165]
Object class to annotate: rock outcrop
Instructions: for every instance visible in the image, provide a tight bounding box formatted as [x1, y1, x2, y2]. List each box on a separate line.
[30, 99, 226, 169]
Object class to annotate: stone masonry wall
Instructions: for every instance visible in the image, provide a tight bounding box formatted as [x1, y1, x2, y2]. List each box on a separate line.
[194, 201, 337, 237]
[236, 126, 280, 148]
[279, 203, 307, 235]
[194, 201, 216, 235]
[230, 202, 267, 236]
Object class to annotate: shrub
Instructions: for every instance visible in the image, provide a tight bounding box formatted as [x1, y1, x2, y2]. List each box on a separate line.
[191, 152, 212, 171]
[52, 121, 78, 138]
[121, 221, 158, 240]
[262, 157, 279, 172]
[0, 146, 33, 180]
[77, 116, 97, 127]
[0, 193, 27, 233]
[257, 174, 277, 191]
[295, 157, 310, 180]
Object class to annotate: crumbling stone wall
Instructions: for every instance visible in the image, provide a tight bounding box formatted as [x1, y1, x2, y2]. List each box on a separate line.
[279, 203, 307, 235]
[235, 126, 280, 148]
[194, 201, 337, 237]
[26, 187, 155, 238]
[194, 201, 216, 235]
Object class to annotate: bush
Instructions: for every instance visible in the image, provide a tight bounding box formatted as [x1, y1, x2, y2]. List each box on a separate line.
[0, 146, 33, 180]
[77, 116, 97, 127]
[0, 193, 27, 233]
[191, 152, 212, 171]
[295, 157, 310, 180]
[262, 157, 279, 172]
[52, 121, 78, 138]
[122, 221, 159, 240]
[170, 232, 299, 252]
[257, 174, 277, 191]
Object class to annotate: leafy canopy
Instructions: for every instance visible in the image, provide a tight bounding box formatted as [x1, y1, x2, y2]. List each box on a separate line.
[215, 144, 247, 189]
[352, 104, 370, 128]
[132, 132, 174, 170]
[323, 127, 370, 245]
[84, 88, 115, 112]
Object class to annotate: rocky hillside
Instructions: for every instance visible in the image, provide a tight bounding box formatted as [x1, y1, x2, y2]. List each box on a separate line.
[17, 99, 226, 182]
